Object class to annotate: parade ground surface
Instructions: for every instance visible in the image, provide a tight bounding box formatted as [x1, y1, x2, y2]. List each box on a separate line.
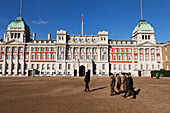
[0, 77, 170, 113]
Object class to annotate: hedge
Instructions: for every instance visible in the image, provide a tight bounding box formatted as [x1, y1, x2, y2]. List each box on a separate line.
[151, 69, 170, 77]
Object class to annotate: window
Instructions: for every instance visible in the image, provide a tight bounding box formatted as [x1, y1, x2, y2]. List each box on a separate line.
[19, 55, 22, 59]
[93, 48, 96, 52]
[166, 55, 168, 61]
[145, 35, 147, 40]
[68, 64, 71, 70]
[151, 55, 154, 61]
[37, 64, 40, 69]
[167, 65, 169, 70]
[142, 35, 144, 40]
[37, 48, 40, 52]
[60, 47, 63, 51]
[123, 49, 126, 53]
[13, 55, 16, 59]
[114, 64, 116, 70]
[59, 64, 62, 69]
[8, 48, 10, 51]
[123, 54, 126, 61]
[102, 64, 105, 70]
[146, 55, 149, 61]
[52, 54, 56, 60]
[148, 35, 150, 40]
[7, 55, 10, 59]
[1, 48, 4, 51]
[42, 54, 45, 60]
[52, 64, 55, 69]
[157, 56, 160, 61]
[113, 54, 117, 61]
[19, 48, 23, 52]
[25, 55, 28, 60]
[134, 49, 137, 53]
[81, 55, 84, 60]
[53, 48, 56, 52]
[129, 64, 131, 70]
[87, 55, 90, 60]
[113, 49, 117, 52]
[26, 48, 29, 52]
[119, 64, 121, 70]
[140, 49, 143, 53]
[141, 64, 143, 69]
[47, 54, 51, 60]
[32, 54, 35, 60]
[109, 55, 112, 60]
[0, 64, 2, 69]
[152, 65, 154, 70]
[118, 49, 121, 53]
[32, 48, 35, 52]
[140, 55, 143, 61]
[102, 55, 105, 60]
[74, 55, 77, 60]
[48, 48, 51, 52]
[13, 48, 16, 51]
[68, 55, 71, 60]
[145, 49, 148, 53]
[128, 49, 131, 53]
[151, 49, 154, 53]
[158, 65, 160, 70]
[157, 49, 160, 53]
[135, 64, 137, 70]
[109, 49, 112, 52]
[165, 47, 167, 51]
[128, 54, 131, 61]
[37, 54, 40, 60]
[1, 55, 4, 59]
[124, 64, 126, 70]
[42, 64, 45, 69]
[118, 54, 122, 61]
[47, 64, 50, 69]
[31, 64, 34, 69]
[134, 56, 137, 61]
[43, 48, 46, 52]
[146, 64, 148, 70]
[93, 55, 96, 60]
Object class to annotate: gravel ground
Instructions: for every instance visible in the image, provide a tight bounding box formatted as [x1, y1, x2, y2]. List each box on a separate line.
[0, 77, 170, 113]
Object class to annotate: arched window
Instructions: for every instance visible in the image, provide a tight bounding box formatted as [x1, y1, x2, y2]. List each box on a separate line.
[113, 54, 117, 60]
[37, 54, 40, 60]
[118, 54, 122, 61]
[32, 54, 35, 60]
[52, 54, 56, 60]
[42, 54, 46, 60]
[123, 54, 126, 61]
[47, 54, 51, 60]
[128, 54, 131, 61]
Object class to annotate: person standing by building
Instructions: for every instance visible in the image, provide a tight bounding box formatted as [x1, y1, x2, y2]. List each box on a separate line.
[122, 73, 136, 99]
[84, 72, 90, 92]
[151, 72, 153, 79]
[156, 72, 159, 79]
[116, 74, 121, 94]
[110, 73, 116, 96]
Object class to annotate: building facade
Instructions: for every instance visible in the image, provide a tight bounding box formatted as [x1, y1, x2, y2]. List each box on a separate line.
[161, 41, 170, 70]
[0, 17, 163, 77]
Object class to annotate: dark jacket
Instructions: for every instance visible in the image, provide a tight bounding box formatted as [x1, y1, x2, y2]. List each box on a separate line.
[126, 77, 133, 90]
[110, 76, 115, 88]
[117, 77, 121, 86]
[84, 75, 90, 83]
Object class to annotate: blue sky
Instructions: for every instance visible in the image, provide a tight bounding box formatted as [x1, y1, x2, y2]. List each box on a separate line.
[0, 0, 170, 43]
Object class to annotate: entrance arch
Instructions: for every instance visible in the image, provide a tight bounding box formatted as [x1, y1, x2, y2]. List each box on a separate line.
[79, 65, 85, 77]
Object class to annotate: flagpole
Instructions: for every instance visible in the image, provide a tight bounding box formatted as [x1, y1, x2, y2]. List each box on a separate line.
[20, 0, 22, 17]
[140, 0, 143, 20]
[82, 14, 83, 36]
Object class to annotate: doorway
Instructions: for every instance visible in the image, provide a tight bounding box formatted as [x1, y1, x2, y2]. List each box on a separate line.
[79, 66, 85, 77]
[74, 70, 77, 77]
[138, 71, 142, 77]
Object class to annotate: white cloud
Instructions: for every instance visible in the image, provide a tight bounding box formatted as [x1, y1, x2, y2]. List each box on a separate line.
[32, 20, 48, 25]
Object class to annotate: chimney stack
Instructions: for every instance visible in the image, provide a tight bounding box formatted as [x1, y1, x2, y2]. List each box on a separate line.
[33, 32, 36, 40]
[48, 33, 51, 40]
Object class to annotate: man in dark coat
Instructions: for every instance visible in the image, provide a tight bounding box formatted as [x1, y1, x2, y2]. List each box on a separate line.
[116, 74, 121, 94]
[121, 73, 126, 92]
[84, 72, 90, 92]
[110, 74, 116, 96]
[122, 73, 136, 99]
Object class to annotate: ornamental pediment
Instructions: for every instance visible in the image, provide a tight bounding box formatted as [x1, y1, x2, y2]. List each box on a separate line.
[4, 40, 24, 45]
[137, 41, 156, 47]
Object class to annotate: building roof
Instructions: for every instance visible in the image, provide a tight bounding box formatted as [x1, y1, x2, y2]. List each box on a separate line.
[8, 17, 30, 32]
[132, 20, 154, 34]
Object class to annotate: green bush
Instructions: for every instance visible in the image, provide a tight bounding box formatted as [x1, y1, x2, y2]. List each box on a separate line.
[151, 69, 170, 77]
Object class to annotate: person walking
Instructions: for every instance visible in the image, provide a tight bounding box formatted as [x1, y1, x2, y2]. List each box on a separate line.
[122, 73, 136, 99]
[156, 73, 159, 79]
[116, 74, 121, 94]
[121, 73, 126, 92]
[84, 72, 90, 92]
[110, 74, 116, 96]
[151, 72, 153, 79]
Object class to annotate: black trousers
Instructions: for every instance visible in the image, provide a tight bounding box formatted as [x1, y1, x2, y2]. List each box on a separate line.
[124, 87, 136, 98]
[85, 82, 89, 91]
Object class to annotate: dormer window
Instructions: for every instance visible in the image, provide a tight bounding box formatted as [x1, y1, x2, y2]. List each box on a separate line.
[148, 35, 150, 40]
[18, 33, 20, 38]
[142, 35, 144, 40]
[145, 35, 147, 40]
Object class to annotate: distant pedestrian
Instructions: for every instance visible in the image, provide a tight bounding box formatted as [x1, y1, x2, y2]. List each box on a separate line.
[122, 73, 136, 99]
[156, 73, 159, 79]
[110, 74, 116, 96]
[151, 72, 153, 79]
[116, 74, 121, 94]
[84, 72, 90, 92]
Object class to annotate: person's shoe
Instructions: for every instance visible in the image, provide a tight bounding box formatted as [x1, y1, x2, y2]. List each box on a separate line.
[122, 95, 126, 98]
[88, 90, 90, 92]
[131, 97, 136, 99]
[110, 94, 114, 96]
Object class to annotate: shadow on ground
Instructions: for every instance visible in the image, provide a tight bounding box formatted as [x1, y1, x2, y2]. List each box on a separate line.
[90, 86, 107, 92]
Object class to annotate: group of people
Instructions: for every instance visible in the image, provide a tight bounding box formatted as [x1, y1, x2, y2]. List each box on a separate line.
[84, 72, 137, 99]
[110, 73, 136, 99]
